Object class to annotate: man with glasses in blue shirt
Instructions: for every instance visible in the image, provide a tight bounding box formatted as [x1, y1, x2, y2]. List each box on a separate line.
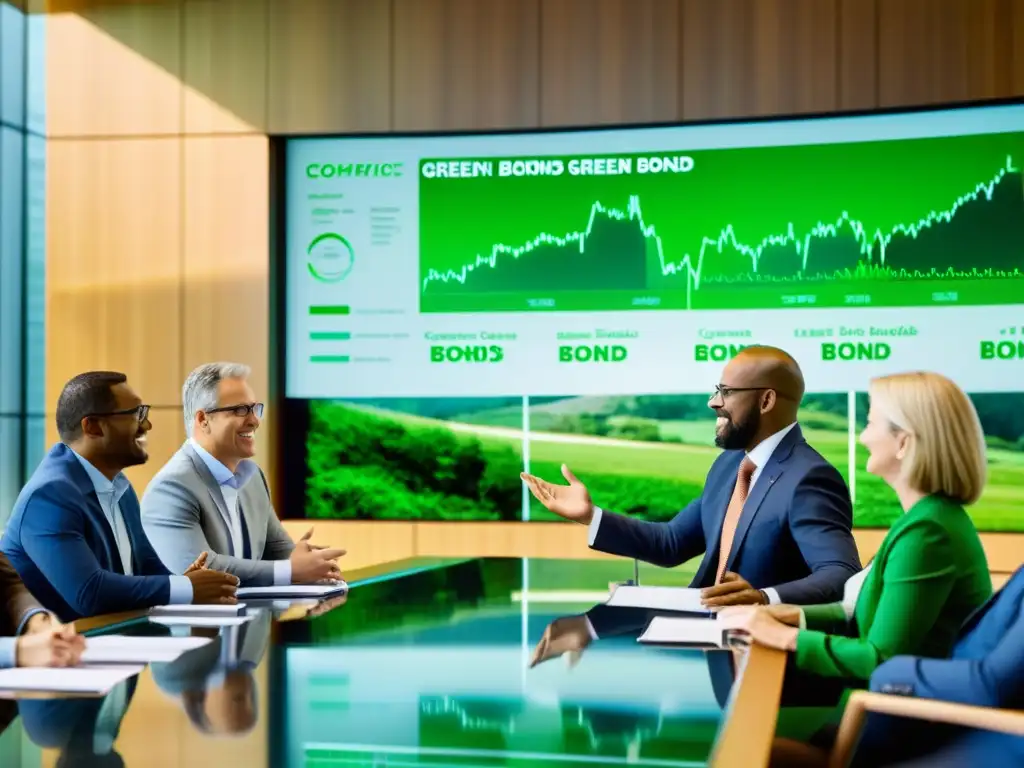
[1, 371, 239, 622]
[141, 362, 344, 587]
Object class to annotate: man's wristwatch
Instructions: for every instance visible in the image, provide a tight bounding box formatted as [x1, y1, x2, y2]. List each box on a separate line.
[758, 589, 770, 605]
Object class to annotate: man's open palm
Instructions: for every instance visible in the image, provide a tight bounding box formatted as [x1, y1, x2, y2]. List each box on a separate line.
[520, 464, 594, 524]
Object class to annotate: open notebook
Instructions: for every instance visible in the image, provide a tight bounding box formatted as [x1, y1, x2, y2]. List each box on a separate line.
[605, 585, 712, 615]
[638, 616, 733, 648]
[236, 581, 349, 600]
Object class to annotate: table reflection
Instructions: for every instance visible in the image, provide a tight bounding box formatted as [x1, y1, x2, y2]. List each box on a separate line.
[277, 558, 722, 767]
[150, 610, 272, 736]
[1, 558, 732, 768]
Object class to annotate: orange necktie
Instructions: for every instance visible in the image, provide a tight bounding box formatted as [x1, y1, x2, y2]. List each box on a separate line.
[715, 457, 757, 584]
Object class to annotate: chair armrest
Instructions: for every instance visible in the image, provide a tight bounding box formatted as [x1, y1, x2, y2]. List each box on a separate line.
[829, 691, 1024, 768]
[709, 644, 788, 767]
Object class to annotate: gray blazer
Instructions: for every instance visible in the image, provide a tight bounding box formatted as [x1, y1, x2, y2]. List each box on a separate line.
[140, 442, 294, 586]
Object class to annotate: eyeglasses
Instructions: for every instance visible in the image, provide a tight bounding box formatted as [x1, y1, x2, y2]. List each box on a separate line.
[710, 385, 797, 402]
[710, 385, 772, 400]
[89, 404, 151, 422]
[205, 402, 265, 419]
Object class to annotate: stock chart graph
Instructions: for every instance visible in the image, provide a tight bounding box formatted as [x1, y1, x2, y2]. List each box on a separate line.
[418, 132, 1024, 313]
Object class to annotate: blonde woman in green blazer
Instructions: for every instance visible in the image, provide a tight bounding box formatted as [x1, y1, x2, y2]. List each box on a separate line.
[720, 372, 992, 755]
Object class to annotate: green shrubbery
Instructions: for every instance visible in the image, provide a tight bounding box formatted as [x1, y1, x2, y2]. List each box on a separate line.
[305, 403, 521, 520]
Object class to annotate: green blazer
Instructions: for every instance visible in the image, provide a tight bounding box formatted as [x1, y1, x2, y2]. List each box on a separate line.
[795, 494, 991, 682]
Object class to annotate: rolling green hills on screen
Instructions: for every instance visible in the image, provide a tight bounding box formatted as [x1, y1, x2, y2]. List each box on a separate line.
[304, 396, 1024, 531]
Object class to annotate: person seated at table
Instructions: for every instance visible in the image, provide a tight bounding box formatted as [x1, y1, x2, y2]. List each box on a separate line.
[141, 362, 344, 587]
[522, 346, 861, 612]
[0, 552, 84, 668]
[0, 371, 240, 622]
[719, 371, 992, 754]
[768, 562, 1024, 766]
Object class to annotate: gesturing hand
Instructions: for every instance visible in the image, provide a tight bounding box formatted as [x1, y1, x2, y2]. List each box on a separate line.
[187, 569, 239, 605]
[520, 464, 594, 524]
[529, 616, 593, 668]
[184, 551, 209, 574]
[290, 527, 346, 584]
[700, 572, 766, 609]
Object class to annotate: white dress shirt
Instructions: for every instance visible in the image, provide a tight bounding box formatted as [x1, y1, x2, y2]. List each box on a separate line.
[71, 450, 192, 603]
[189, 440, 291, 586]
[587, 422, 799, 604]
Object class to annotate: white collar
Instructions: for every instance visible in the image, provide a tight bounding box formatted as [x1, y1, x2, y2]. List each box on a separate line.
[746, 422, 797, 469]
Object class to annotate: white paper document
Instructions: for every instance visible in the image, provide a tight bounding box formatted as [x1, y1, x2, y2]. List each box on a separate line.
[639, 616, 727, 647]
[150, 615, 254, 628]
[236, 581, 348, 599]
[0, 665, 144, 694]
[149, 604, 247, 617]
[605, 585, 710, 614]
[81, 636, 213, 665]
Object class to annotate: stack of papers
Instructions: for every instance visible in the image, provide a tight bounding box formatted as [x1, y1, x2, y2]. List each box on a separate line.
[81, 636, 212, 665]
[638, 616, 728, 648]
[236, 582, 348, 600]
[606, 585, 710, 614]
[149, 604, 246, 617]
[0, 665, 143, 695]
[150, 615, 254, 628]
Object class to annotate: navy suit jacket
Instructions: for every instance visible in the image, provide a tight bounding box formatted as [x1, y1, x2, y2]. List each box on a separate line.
[0, 443, 173, 622]
[591, 424, 860, 604]
[858, 566, 1024, 764]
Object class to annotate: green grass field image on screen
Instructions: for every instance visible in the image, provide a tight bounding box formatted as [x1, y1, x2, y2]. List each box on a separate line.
[418, 131, 1024, 313]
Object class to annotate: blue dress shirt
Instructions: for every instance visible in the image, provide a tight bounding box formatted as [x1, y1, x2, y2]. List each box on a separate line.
[71, 451, 192, 604]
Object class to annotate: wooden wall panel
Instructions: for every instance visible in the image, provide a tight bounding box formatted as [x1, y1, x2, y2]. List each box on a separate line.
[539, 0, 680, 127]
[182, 135, 270, 396]
[280, 521, 1024, 576]
[280, 520, 418, 572]
[46, 2, 183, 136]
[838, 0, 878, 110]
[680, 0, 839, 121]
[878, 0, 1024, 107]
[182, 0, 269, 134]
[181, 134, 274, 494]
[46, 138, 183, 409]
[392, 0, 540, 131]
[266, 0, 391, 134]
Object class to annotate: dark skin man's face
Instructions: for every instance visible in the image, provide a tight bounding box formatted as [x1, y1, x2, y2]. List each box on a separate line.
[708, 356, 782, 451]
[81, 382, 151, 469]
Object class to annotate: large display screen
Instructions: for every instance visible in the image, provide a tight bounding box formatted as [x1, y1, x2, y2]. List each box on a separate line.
[282, 101, 1024, 530]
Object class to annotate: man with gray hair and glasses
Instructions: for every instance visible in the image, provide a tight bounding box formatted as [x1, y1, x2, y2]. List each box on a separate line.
[141, 362, 344, 586]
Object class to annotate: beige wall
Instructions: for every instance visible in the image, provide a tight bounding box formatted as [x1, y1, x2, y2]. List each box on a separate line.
[43, 0, 1024, 543]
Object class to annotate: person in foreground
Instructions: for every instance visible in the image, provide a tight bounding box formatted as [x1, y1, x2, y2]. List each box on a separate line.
[0, 552, 84, 668]
[0, 371, 240, 622]
[783, 563, 1024, 766]
[719, 371, 993, 761]
[142, 362, 344, 587]
[524, 344, 859, 597]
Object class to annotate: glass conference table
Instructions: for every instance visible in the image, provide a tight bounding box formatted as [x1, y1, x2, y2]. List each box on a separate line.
[0, 557, 759, 768]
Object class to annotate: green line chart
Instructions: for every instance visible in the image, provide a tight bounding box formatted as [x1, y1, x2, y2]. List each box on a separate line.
[417, 132, 1024, 313]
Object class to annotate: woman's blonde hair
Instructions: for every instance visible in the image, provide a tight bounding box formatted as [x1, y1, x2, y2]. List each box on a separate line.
[869, 371, 987, 505]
